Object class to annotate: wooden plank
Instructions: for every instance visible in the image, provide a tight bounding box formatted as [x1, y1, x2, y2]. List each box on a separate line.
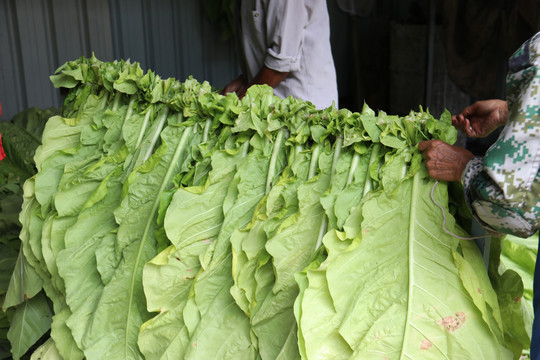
[0, 0, 26, 121]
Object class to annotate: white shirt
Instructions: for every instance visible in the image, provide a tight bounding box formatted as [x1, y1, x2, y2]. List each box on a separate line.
[239, 0, 339, 109]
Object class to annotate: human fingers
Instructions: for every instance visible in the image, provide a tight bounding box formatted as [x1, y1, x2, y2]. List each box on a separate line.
[465, 116, 498, 138]
[455, 114, 486, 138]
[418, 140, 445, 158]
[420, 141, 467, 182]
[451, 114, 471, 135]
[451, 114, 459, 126]
[418, 140, 444, 178]
[461, 117, 478, 137]
[452, 113, 466, 126]
[221, 75, 246, 95]
[221, 83, 237, 95]
[237, 84, 248, 99]
[418, 140, 443, 166]
[417, 140, 433, 152]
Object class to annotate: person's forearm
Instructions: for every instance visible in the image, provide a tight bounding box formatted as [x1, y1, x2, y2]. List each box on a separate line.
[249, 65, 289, 89]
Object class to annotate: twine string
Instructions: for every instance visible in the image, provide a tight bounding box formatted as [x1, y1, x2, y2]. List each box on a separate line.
[430, 180, 489, 240]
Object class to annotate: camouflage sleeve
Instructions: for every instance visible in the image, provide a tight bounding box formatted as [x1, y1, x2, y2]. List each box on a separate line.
[461, 32, 540, 238]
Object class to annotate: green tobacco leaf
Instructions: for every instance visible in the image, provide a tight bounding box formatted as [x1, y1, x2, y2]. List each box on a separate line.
[56, 172, 123, 350]
[49, 74, 79, 89]
[3, 247, 43, 310]
[0, 251, 18, 297]
[17, 180, 47, 285]
[496, 269, 531, 356]
[49, 307, 83, 360]
[229, 152, 305, 360]
[296, 237, 353, 360]
[266, 147, 332, 293]
[0, 122, 40, 180]
[7, 292, 52, 360]
[500, 233, 537, 301]
[82, 124, 192, 360]
[138, 305, 190, 360]
[5, 56, 527, 360]
[491, 235, 535, 356]
[29, 337, 62, 360]
[230, 155, 305, 316]
[299, 168, 513, 359]
[182, 137, 272, 360]
[138, 141, 247, 359]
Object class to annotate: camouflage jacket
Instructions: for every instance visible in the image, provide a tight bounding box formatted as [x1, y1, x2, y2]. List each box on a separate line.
[462, 32, 540, 238]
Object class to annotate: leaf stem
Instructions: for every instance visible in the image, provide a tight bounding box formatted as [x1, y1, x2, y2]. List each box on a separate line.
[124, 98, 135, 125]
[134, 106, 152, 149]
[308, 145, 320, 180]
[346, 152, 360, 186]
[266, 130, 287, 194]
[330, 137, 343, 183]
[242, 139, 250, 158]
[141, 107, 169, 163]
[112, 92, 122, 112]
[364, 143, 381, 196]
[202, 118, 212, 143]
[401, 169, 421, 357]
[126, 124, 192, 357]
[316, 137, 342, 249]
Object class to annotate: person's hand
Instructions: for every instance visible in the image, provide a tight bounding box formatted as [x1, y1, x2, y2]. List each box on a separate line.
[250, 66, 289, 89]
[418, 140, 475, 182]
[452, 100, 508, 138]
[222, 75, 248, 98]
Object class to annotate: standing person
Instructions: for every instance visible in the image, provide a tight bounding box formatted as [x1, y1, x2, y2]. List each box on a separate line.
[418, 32, 540, 357]
[222, 0, 339, 110]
